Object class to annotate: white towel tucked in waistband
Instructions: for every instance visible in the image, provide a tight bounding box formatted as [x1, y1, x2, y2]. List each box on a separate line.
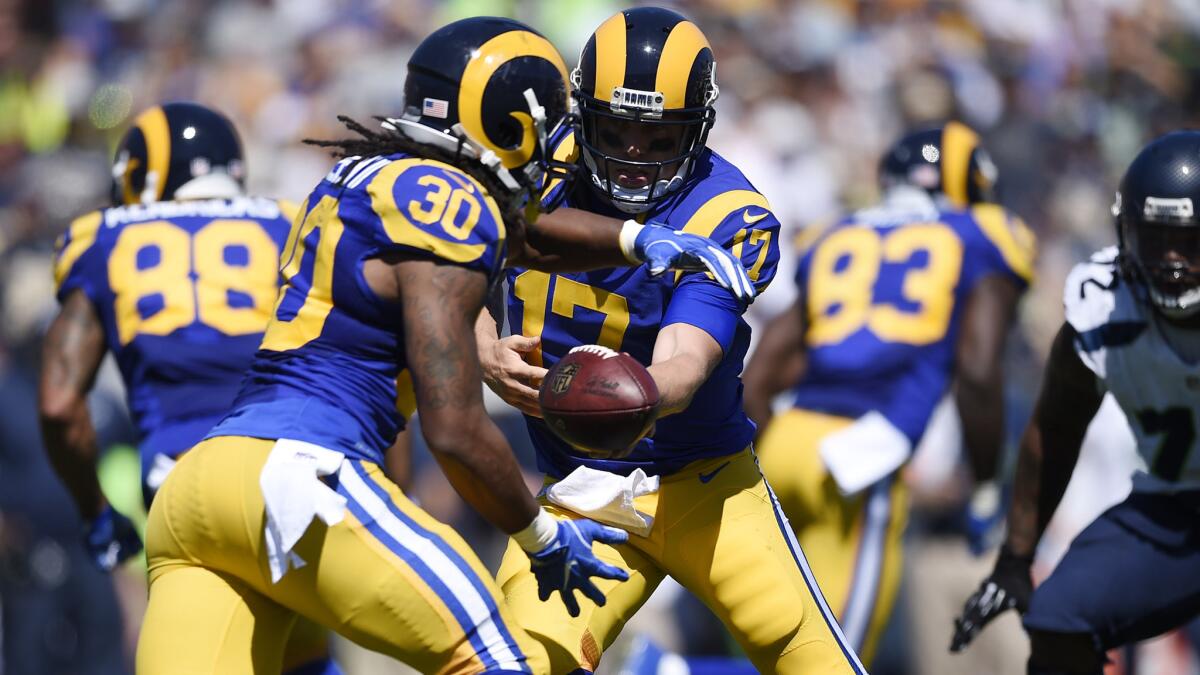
[260, 439, 347, 583]
[544, 466, 659, 537]
[818, 411, 912, 497]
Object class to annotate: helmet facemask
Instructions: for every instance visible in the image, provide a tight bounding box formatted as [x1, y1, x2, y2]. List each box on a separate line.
[1118, 193, 1200, 320]
[573, 73, 716, 214]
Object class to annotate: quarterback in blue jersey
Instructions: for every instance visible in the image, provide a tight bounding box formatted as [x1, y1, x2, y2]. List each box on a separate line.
[743, 122, 1036, 665]
[953, 132, 1200, 674]
[134, 17, 753, 675]
[40, 102, 342, 674]
[476, 9, 866, 674]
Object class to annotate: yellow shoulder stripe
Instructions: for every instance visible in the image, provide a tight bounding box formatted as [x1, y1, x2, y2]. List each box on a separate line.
[793, 220, 832, 255]
[674, 189, 771, 282]
[679, 189, 771, 238]
[367, 158, 494, 264]
[971, 204, 1036, 283]
[54, 211, 102, 290]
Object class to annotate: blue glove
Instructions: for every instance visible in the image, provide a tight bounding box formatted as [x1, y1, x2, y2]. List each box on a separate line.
[964, 481, 1006, 557]
[527, 518, 630, 617]
[84, 505, 143, 571]
[623, 221, 756, 306]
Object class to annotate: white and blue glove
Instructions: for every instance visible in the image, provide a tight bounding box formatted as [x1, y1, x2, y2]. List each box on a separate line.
[84, 505, 143, 571]
[963, 481, 1006, 557]
[619, 220, 755, 307]
[514, 509, 630, 617]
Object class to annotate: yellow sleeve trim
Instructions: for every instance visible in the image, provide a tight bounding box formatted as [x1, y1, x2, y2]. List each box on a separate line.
[367, 158, 500, 265]
[53, 210, 102, 290]
[971, 204, 1037, 283]
[673, 189, 771, 282]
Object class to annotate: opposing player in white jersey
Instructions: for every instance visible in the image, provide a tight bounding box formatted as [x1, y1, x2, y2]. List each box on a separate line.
[951, 131, 1200, 674]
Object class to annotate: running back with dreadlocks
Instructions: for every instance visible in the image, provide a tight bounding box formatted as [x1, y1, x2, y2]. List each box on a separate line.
[306, 116, 531, 228]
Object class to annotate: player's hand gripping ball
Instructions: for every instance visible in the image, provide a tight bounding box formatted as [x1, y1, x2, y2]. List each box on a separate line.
[539, 345, 659, 459]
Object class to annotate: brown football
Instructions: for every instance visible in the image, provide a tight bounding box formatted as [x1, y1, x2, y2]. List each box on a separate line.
[539, 345, 660, 459]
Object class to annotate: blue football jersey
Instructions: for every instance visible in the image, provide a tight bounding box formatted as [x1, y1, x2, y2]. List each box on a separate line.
[53, 197, 295, 484]
[209, 154, 507, 465]
[508, 148, 781, 478]
[789, 194, 1035, 444]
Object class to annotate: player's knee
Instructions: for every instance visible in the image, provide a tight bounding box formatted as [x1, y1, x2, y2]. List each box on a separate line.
[1027, 629, 1104, 675]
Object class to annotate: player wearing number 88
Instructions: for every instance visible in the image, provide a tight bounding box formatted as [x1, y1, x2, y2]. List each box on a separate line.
[743, 121, 1036, 666]
[952, 131, 1200, 674]
[48, 102, 293, 509]
[41, 102, 350, 674]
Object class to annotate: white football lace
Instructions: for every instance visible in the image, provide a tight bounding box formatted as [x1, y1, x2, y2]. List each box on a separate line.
[568, 344, 619, 359]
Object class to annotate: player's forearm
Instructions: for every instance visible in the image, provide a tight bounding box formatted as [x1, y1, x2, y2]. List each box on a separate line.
[954, 371, 1004, 483]
[424, 412, 540, 533]
[648, 323, 722, 417]
[475, 308, 500, 345]
[1005, 325, 1100, 557]
[1005, 424, 1055, 558]
[512, 208, 629, 271]
[38, 400, 106, 520]
[647, 354, 709, 416]
[39, 292, 107, 520]
[742, 302, 807, 428]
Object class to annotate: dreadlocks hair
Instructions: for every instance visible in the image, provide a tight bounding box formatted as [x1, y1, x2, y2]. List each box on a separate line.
[305, 115, 530, 221]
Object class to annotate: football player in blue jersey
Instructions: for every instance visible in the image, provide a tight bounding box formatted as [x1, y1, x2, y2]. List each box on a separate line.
[742, 122, 1036, 666]
[133, 17, 754, 675]
[40, 101, 344, 675]
[475, 8, 867, 674]
[951, 132, 1200, 674]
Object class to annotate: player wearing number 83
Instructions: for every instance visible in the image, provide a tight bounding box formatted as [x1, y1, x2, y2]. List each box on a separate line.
[478, 8, 865, 673]
[743, 122, 1036, 666]
[952, 131, 1200, 675]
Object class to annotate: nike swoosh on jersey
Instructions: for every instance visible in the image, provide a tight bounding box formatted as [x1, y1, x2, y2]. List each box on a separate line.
[698, 460, 732, 483]
[743, 209, 769, 224]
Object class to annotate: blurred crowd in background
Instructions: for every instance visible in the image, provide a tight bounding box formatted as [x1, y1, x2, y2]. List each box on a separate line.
[2, 0, 1200, 673]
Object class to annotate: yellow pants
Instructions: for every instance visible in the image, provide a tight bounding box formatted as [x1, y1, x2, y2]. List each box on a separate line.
[136, 436, 548, 674]
[756, 409, 909, 667]
[496, 448, 866, 674]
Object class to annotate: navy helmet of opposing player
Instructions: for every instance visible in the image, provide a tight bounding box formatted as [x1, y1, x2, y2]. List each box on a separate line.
[571, 7, 719, 213]
[111, 102, 245, 206]
[879, 121, 998, 208]
[385, 16, 575, 209]
[1114, 130, 1200, 320]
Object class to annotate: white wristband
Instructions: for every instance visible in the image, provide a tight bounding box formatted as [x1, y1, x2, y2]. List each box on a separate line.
[969, 480, 1001, 516]
[512, 508, 558, 553]
[618, 219, 643, 264]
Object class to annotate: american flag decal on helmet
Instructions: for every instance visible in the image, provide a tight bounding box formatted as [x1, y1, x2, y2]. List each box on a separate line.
[423, 98, 449, 119]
